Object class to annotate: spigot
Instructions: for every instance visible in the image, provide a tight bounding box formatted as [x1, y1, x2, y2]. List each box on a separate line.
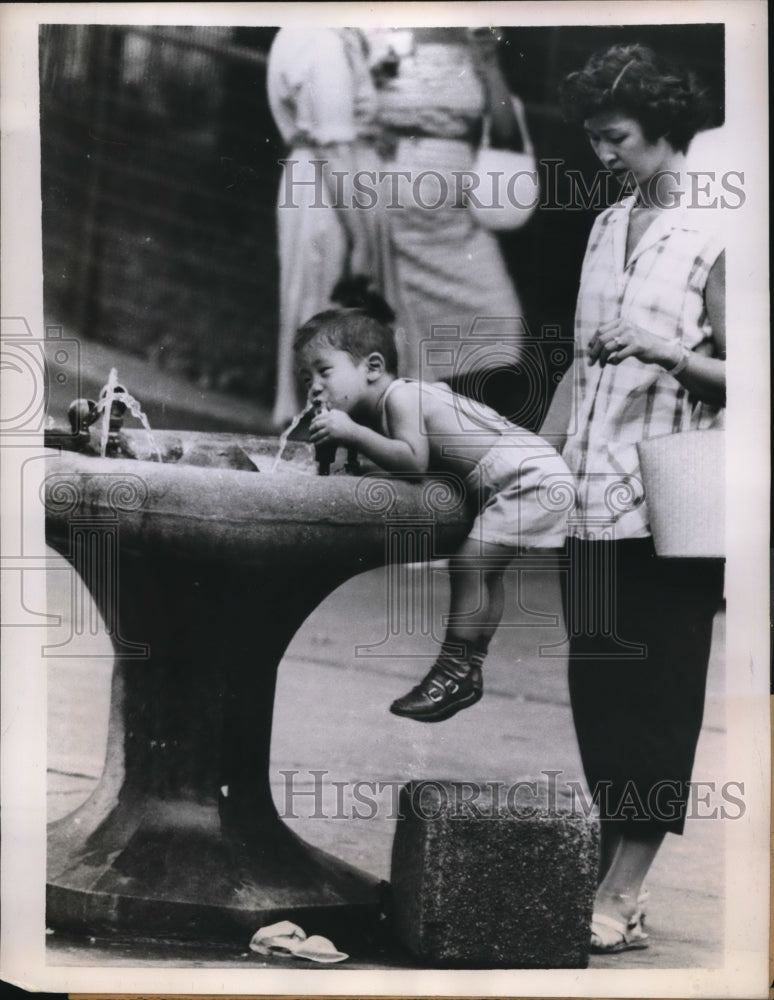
[99, 383, 128, 455]
[68, 398, 99, 435]
[312, 399, 337, 476]
[42, 397, 99, 451]
[344, 448, 361, 475]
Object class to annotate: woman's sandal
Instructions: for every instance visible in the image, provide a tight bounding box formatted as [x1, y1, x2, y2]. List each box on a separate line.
[628, 888, 650, 931]
[590, 912, 650, 954]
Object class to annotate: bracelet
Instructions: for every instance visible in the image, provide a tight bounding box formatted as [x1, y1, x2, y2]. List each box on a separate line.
[665, 344, 690, 378]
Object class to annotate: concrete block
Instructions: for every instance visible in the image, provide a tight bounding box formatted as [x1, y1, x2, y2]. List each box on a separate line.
[389, 779, 598, 968]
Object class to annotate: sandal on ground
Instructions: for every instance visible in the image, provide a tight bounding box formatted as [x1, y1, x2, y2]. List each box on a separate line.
[628, 887, 650, 930]
[590, 912, 649, 954]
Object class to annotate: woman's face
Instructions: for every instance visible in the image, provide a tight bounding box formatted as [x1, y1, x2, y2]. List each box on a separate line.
[584, 110, 676, 185]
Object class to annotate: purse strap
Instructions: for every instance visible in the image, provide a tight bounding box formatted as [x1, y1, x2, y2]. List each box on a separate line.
[480, 95, 534, 155]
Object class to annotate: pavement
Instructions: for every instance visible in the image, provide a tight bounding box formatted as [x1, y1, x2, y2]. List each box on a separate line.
[43, 334, 727, 972]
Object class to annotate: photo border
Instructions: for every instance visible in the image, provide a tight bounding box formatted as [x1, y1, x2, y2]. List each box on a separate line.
[1, 2, 769, 997]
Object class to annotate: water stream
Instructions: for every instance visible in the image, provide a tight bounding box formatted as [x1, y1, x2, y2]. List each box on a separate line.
[92, 370, 317, 473]
[98, 368, 162, 461]
[270, 400, 312, 473]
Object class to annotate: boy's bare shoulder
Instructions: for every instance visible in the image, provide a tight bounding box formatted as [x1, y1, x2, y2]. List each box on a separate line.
[384, 378, 422, 410]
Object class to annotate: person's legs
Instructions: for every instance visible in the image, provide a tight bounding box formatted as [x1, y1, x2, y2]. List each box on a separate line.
[472, 567, 505, 685]
[390, 540, 513, 721]
[588, 823, 666, 951]
[598, 824, 624, 883]
[564, 540, 724, 948]
[445, 538, 510, 642]
[447, 544, 508, 699]
[594, 823, 666, 924]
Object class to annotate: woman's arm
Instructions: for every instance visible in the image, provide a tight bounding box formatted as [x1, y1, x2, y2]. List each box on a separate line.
[588, 252, 726, 407]
[303, 34, 377, 277]
[316, 146, 377, 277]
[672, 252, 726, 405]
[470, 30, 529, 152]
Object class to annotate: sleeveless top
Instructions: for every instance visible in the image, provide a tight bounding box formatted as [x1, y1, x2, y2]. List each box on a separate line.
[562, 196, 725, 539]
[377, 378, 515, 439]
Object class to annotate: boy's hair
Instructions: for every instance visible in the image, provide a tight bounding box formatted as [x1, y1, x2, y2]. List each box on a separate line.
[330, 274, 396, 326]
[294, 309, 399, 374]
[559, 43, 712, 153]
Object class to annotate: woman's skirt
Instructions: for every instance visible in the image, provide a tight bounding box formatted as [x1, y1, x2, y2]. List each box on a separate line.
[563, 536, 725, 835]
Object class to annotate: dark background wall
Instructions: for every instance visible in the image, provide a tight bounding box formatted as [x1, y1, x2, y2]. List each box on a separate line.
[39, 23, 724, 410]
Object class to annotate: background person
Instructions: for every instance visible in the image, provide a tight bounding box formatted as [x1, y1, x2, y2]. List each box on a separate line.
[267, 27, 388, 428]
[542, 43, 726, 954]
[369, 26, 535, 419]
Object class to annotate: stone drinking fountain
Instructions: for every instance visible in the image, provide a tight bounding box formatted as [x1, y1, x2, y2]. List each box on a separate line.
[44, 374, 471, 944]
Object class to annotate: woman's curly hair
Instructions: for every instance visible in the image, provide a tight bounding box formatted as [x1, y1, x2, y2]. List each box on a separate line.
[559, 44, 712, 152]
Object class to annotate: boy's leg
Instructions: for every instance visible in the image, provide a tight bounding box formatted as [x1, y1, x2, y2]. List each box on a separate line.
[389, 541, 514, 722]
[445, 538, 511, 641]
[448, 540, 511, 694]
[447, 548, 508, 697]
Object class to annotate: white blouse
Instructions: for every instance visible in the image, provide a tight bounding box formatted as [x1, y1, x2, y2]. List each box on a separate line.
[267, 28, 377, 148]
[562, 196, 725, 540]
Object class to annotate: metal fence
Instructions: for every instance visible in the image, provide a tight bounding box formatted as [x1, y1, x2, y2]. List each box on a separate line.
[40, 24, 282, 399]
[39, 24, 723, 410]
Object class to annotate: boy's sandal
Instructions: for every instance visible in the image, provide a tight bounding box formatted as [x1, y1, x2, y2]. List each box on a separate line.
[389, 659, 480, 722]
[590, 912, 650, 954]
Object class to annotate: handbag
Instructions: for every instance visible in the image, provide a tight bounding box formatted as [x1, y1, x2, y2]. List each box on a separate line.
[467, 97, 539, 232]
[636, 430, 725, 558]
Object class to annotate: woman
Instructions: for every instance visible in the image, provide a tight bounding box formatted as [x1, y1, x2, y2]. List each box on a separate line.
[370, 27, 534, 418]
[542, 44, 725, 953]
[267, 27, 387, 428]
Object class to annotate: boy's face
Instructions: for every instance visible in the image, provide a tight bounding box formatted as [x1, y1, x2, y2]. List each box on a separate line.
[297, 340, 370, 414]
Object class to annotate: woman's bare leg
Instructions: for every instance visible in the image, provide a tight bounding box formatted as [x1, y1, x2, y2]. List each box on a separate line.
[594, 825, 665, 924]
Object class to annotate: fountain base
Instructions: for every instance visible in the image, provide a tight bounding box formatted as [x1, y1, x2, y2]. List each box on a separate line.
[48, 797, 382, 943]
[44, 433, 469, 944]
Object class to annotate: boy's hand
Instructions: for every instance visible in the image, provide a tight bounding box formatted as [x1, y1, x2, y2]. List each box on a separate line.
[310, 408, 359, 446]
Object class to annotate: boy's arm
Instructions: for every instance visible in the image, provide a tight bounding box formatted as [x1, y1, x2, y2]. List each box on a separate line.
[539, 367, 574, 452]
[310, 383, 430, 473]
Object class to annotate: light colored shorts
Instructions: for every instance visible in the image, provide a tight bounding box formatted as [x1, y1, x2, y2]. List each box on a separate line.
[464, 433, 575, 549]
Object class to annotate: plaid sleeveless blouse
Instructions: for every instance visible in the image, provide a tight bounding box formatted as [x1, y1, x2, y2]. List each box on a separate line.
[562, 196, 725, 540]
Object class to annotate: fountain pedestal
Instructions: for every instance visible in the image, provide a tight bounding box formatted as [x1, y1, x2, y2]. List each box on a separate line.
[44, 434, 470, 942]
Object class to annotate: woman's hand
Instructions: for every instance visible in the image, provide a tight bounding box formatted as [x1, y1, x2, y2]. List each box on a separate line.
[318, 144, 377, 279]
[468, 29, 526, 153]
[310, 408, 360, 446]
[588, 318, 684, 369]
[588, 254, 725, 406]
[469, 27, 503, 77]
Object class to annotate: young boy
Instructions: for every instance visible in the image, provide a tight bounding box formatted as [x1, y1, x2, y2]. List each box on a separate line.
[295, 308, 573, 723]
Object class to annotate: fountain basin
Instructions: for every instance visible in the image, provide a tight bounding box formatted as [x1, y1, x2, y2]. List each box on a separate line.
[44, 429, 471, 943]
